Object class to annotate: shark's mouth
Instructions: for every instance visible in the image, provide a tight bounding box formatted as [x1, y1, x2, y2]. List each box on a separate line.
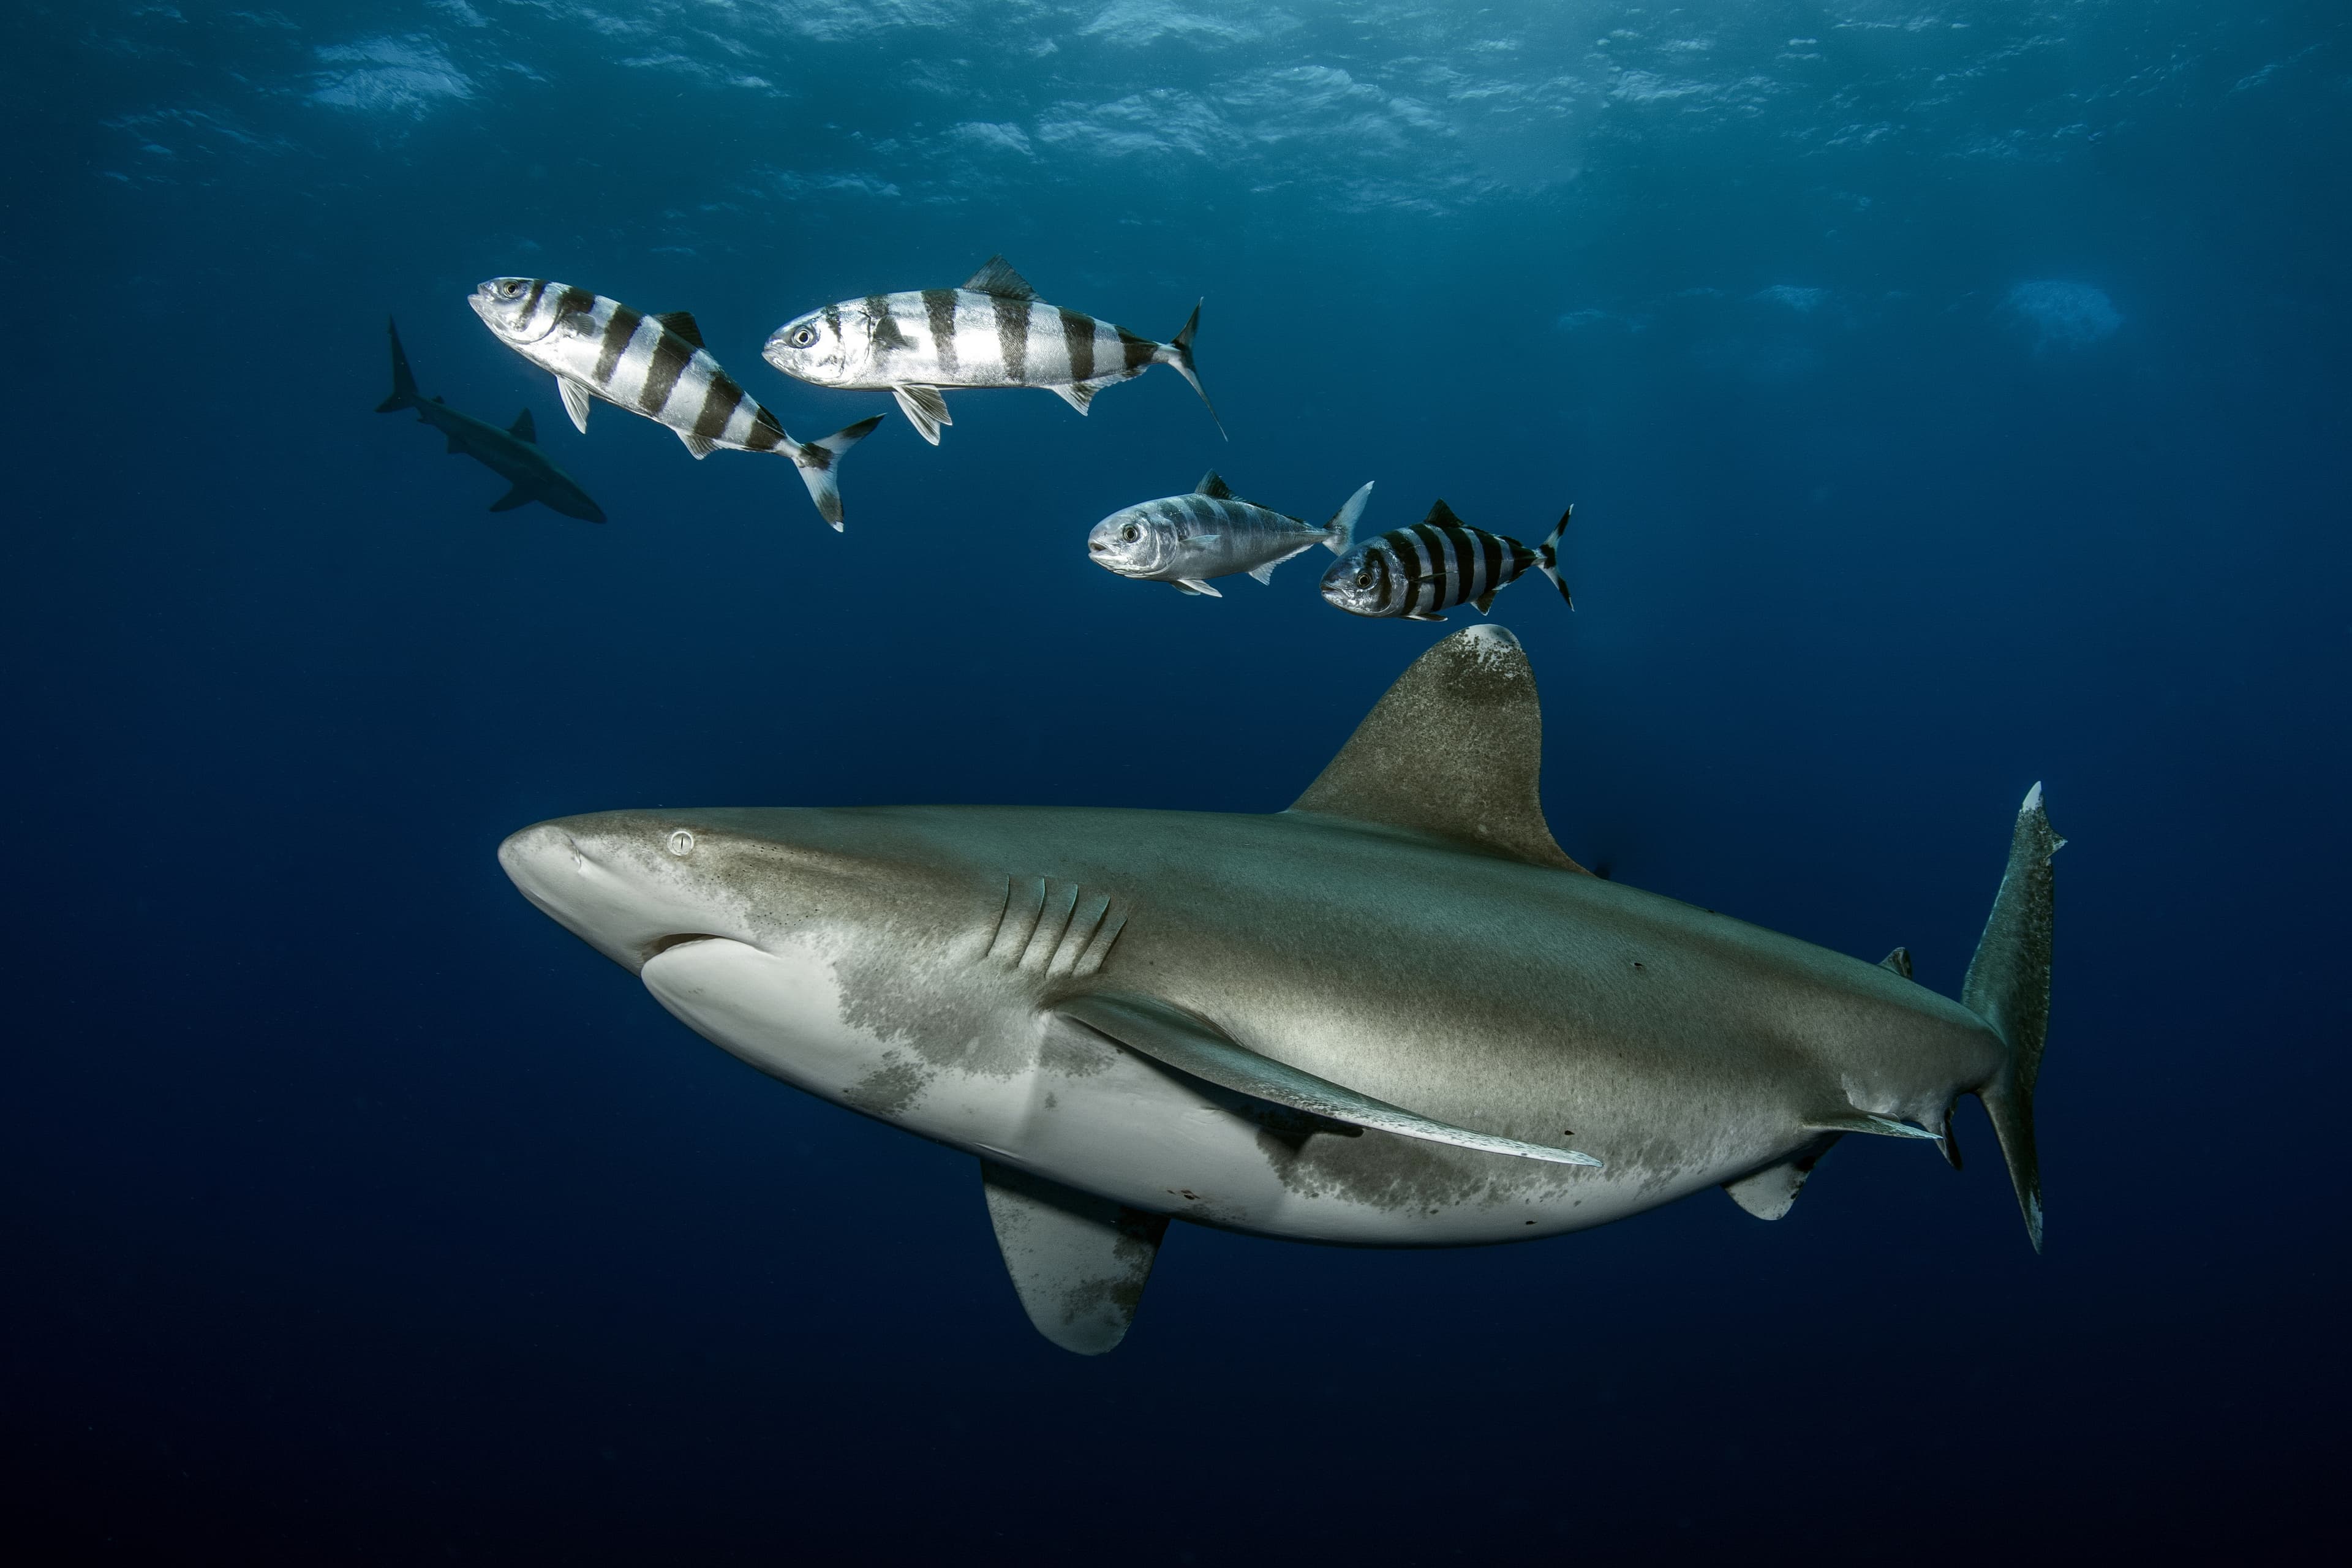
[640, 932, 733, 963]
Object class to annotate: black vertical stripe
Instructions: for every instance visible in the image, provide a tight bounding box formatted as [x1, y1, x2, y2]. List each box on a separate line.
[744, 406, 788, 453]
[1117, 326, 1155, 372]
[693, 372, 743, 440]
[594, 306, 642, 386]
[1478, 530, 1505, 596]
[640, 333, 693, 413]
[521, 279, 546, 315]
[553, 286, 595, 320]
[1371, 547, 1394, 614]
[993, 294, 1029, 380]
[1441, 525, 1479, 604]
[923, 290, 959, 376]
[1061, 309, 1095, 383]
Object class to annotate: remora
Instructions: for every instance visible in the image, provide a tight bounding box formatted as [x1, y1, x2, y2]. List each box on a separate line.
[499, 627, 2062, 1354]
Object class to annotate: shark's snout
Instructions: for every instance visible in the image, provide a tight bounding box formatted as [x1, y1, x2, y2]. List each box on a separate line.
[497, 816, 748, 976]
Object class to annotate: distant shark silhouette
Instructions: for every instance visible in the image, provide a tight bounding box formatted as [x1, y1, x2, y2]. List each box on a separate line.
[499, 626, 2061, 1354]
[376, 317, 606, 522]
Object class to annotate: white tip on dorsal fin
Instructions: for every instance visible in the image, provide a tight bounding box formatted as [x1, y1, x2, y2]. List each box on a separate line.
[1289, 625, 1588, 873]
[650, 311, 703, 350]
[1048, 382, 1096, 415]
[1195, 470, 1234, 500]
[891, 383, 949, 445]
[675, 428, 717, 459]
[1174, 578, 1222, 597]
[979, 1158, 1166, 1356]
[962, 255, 1036, 300]
[558, 378, 592, 434]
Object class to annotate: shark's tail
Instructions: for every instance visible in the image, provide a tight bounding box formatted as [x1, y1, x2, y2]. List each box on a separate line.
[790, 415, 886, 531]
[1160, 302, 1224, 440]
[1960, 783, 2065, 1252]
[1533, 504, 1575, 609]
[1324, 480, 1374, 554]
[377, 316, 420, 413]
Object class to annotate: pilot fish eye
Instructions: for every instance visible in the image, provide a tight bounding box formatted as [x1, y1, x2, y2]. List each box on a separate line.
[498, 279, 524, 298]
[667, 829, 695, 857]
[1120, 524, 1140, 542]
[1355, 571, 1373, 589]
[787, 325, 819, 349]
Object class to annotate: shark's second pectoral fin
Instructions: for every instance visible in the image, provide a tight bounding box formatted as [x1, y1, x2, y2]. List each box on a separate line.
[1057, 992, 1601, 1167]
[980, 1159, 1167, 1356]
[1287, 624, 1588, 873]
[1722, 1135, 1842, 1221]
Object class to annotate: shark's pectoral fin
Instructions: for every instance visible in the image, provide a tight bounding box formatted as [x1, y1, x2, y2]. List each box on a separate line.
[488, 484, 533, 512]
[979, 1158, 1167, 1356]
[1287, 624, 1587, 873]
[1721, 1134, 1842, 1220]
[559, 379, 593, 434]
[1057, 993, 1601, 1168]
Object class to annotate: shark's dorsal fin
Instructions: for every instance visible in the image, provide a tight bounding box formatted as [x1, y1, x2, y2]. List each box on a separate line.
[961, 255, 1036, 300]
[979, 1158, 1166, 1356]
[651, 311, 703, 349]
[509, 407, 537, 443]
[1195, 470, 1234, 500]
[1289, 625, 1588, 873]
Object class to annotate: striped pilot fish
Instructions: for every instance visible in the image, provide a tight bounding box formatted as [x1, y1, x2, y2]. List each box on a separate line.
[761, 255, 1219, 446]
[469, 277, 884, 530]
[1320, 500, 1575, 622]
[1088, 472, 1372, 597]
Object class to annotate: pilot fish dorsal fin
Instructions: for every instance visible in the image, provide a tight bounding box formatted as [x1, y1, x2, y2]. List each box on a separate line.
[1289, 625, 1589, 873]
[1422, 497, 1469, 530]
[508, 408, 537, 443]
[650, 311, 703, 349]
[962, 255, 1036, 300]
[1194, 470, 1235, 500]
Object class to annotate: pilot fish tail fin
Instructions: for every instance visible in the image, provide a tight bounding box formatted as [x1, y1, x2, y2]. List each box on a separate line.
[377, 316, 420, 413]
[1325, 480, 1374, 554]
[1960, 782, 2064, 1253]
[789, 415, 886, 532]
[1161, 301, 1224, 439]
[1534, 504, 1574, 609]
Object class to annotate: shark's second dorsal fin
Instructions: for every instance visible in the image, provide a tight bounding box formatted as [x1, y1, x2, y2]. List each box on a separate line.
[1195, 470, 1235, 500]
[509, 408, 536, 443]
[651, 311, 703, 349]
[962, 255, 1036, 300]
[1289, 625, 1588, 873]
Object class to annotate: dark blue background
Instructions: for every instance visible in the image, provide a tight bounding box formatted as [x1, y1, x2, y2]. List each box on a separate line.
[4, 4, 2345, 1561]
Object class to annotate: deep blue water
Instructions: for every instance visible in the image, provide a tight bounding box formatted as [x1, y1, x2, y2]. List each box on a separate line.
[5, 3, 2346, 1561]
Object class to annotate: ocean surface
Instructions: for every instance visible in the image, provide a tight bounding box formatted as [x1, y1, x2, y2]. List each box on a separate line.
[4, 2, 2345, 1561]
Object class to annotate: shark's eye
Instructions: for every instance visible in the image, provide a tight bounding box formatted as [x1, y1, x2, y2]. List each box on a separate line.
[787, 325, 819, 349]
[1120, 524, 1139, 542]
[667, 829, 695, 857]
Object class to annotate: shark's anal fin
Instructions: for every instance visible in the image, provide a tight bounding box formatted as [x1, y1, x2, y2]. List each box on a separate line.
[1058, 992, 1601, 1167]
[1287, 625, 1588, 873]
[1722, 1135, 1842, 1220]
[979, 1159, 1166, 1356]
[558, 379, 593, 434]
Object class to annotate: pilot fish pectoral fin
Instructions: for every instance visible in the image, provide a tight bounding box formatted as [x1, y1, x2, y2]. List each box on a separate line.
[1055, 992, 1602, 1167]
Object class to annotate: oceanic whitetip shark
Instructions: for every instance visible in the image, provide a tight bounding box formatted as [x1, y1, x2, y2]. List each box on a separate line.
[499, 627, 2060, 1354]
[375, 318, 606, 522]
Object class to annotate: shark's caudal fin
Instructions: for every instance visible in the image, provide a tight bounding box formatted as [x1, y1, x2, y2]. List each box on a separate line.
[1961, 783, 2065, 1251]
[1289, 625, 1589, 873]
[1161, 301, 1224, 439]
[1325, 480, 1373, 553]
[375, 316, 420, 412]
[1534, 505, 1575, 609]
[790, 415, 886, 530]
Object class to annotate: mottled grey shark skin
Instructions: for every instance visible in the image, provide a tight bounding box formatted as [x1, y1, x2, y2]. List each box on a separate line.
[497, 626, 2060, 1354]
[375, 317, 606, 522]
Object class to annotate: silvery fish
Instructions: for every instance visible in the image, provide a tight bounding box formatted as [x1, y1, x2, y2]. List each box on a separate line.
[1088, 472, 1372, 598]
[1321, 501, 1574, 622]
[469, 277, 883, 530]
[761, 255, 1219, 446]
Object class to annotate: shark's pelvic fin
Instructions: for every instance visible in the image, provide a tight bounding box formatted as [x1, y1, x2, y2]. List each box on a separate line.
[1058, 992, 1602, 1167]
[979, 1158, 1166, 1355]
[1722, 1135, 1842, 1220]
[1288, 625, 1588, 873]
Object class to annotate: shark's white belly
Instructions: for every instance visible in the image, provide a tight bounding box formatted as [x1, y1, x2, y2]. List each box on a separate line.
[639, 937, 1711, 1246]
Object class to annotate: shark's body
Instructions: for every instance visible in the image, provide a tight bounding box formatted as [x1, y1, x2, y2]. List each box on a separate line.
[376, 318, 605, 522]
[500, 628, 2060, 1352]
